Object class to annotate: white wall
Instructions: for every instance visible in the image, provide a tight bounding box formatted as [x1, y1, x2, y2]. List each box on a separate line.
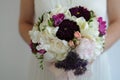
[0, 0, 31, 80]
[107, 41, 120, 80]
[0, 0, 120, 80]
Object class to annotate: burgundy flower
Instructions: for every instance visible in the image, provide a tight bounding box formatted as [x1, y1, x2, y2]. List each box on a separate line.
[52, 13, 65, 26]
[97, 17, 106, 36]
[30, 41, 46, 55]
[56, 19, 80, 41]
[69, 6, 91, 21]
[30, 41, 39, 54]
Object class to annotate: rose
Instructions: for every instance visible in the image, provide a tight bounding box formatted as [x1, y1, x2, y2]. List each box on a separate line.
[47, 38, 70, 61]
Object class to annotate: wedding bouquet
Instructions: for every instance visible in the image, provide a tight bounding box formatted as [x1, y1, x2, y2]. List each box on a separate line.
[29, 5, 106, 76]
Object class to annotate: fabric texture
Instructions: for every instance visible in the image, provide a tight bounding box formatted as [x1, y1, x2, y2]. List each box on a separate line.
[28, 0, 111, 80]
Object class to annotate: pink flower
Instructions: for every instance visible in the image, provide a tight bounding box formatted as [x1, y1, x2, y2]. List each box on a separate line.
[52, 13, 65, 26]
[38, 49, 46, 55]
[68, 40, 75, 48]
[75, 38, 95, 61]
[97, 17, 106, 36]
[74, 31, 81, 39]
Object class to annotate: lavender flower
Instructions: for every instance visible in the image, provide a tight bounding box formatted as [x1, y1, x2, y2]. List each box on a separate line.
[98, 17, 106, 36]
[56, 19, 80, 41]
[55, 51, 88, 73]
[52, 13, 65, 26]
[69, 6, 91, 21]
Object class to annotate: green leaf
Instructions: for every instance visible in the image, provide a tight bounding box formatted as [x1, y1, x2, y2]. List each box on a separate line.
[48, 18, 54, 26]
[39, 13, 44, 23]
[38, 55, 43, 59]
[41, 25, 47, 31]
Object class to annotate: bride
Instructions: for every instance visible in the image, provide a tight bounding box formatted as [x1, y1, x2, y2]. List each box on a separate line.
[19, 0, 120, 80]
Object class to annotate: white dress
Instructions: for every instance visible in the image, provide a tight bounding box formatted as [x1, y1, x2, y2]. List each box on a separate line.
[28, 0, 111, 80]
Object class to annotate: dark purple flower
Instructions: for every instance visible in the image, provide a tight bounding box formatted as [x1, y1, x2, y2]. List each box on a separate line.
[55, 51, 88, 73]
[52, 13, 65, 26]
[74, 67, 87, 75]
[56, 19, 80, 41]
[69, 6, 91, 21]
[97, 17, 106, 36]
[29, 41, 39, 54]
[38, 49, 46, 55]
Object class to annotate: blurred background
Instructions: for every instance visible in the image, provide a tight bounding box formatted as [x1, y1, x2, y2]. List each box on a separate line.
[0, 0, 120, 80]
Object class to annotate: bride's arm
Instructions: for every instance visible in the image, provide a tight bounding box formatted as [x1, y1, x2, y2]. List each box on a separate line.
[105, 0, 120, 50]
[19, 0, 34, 44]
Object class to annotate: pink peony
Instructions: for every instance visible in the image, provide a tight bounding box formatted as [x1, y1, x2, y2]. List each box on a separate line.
[75, 38, 95, 61]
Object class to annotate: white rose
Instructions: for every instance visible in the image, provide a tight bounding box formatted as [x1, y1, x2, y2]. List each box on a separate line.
[48, 38, 70, 61]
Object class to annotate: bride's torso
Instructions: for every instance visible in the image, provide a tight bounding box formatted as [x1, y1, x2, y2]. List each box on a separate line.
[30, 1, 110, 80]
[34, 0, 107, 21]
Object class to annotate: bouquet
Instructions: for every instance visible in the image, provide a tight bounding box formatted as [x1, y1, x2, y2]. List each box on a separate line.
[29, 5, 106, 76]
